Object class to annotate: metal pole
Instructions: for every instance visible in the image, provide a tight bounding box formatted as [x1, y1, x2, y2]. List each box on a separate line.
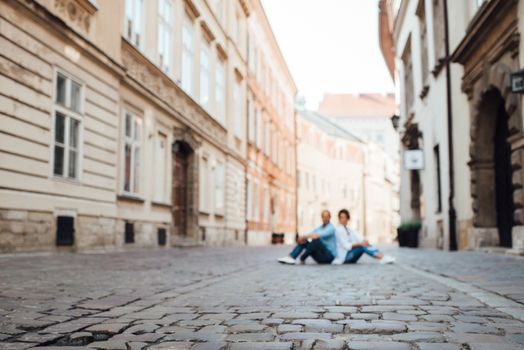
[443, 0, 458, 251]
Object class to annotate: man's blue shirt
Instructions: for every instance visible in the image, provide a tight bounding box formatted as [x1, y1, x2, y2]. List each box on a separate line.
[310, 223, 337, 257]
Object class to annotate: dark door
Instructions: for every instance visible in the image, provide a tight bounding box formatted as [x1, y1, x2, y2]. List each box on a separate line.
[494, 103, 514, 247]
[173, 145, 190, 236]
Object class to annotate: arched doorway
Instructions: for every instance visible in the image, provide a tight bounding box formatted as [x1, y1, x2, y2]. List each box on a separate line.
[172, 140, 192, 237]
[171, 127, 201, 244]
[471, 88, 514, 247]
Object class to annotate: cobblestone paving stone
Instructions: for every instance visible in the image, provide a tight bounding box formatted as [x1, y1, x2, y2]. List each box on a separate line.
[0, 247, 523, 349]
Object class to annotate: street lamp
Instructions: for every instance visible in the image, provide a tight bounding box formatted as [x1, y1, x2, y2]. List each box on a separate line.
[390, 114, 400, 131]
[511, 69, 524, 94]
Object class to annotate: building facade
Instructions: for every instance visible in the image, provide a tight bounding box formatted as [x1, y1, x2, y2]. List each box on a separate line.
[317, 93, 400, 243]
[296, 109, 366, 235]
[0, 0, 293, 253]
[318, 93, 400, 162]
[245, 2, 297, 245]
[380, 0, 524, 253]
[296, 108, 398, 244]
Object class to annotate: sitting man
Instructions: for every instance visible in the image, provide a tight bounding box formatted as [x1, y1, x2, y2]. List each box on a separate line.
[277, 210, 336, 265]
[333, 209, 395, 265]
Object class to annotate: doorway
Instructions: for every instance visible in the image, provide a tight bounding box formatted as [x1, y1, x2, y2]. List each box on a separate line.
[493, 99, 513, 247]
[472, 88, 514, 247]
[172, 141, 192, 237]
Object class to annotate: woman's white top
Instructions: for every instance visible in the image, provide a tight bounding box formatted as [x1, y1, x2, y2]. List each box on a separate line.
[332, 224, 364, 265]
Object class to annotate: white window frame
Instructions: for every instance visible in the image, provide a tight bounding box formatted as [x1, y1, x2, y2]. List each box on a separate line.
[158, 0, 173, 74]
[215, 59, 226, 124]
[214, 160, 225, 215]
[199, 44, 211, 108]
[246, 178, 253, 220]
[122, 110, 143, 196]
[125, 0, 144, 49]
[253, 180, 259, 221]
[51, 69, 84, 182]
[233, 80, 242, 138]
[181, 19, 194, 96]
[199, 155, 210, 213]
[212, 0, 223, 23]
[153, 131, 169, 203]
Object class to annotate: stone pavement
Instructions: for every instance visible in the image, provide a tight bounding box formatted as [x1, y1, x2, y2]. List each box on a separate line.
[0, 246, 523, 350]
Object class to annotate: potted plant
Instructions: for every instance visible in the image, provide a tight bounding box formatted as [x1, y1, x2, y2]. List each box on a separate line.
[397, 220, 422, 248]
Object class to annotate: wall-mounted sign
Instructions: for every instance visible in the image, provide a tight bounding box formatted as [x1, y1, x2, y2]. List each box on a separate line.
[511, 69, 524, 94]
[404, 149, 424, 170]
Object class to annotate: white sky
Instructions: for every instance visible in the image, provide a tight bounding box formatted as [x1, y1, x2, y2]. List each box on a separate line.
[261, 0, 395, 108]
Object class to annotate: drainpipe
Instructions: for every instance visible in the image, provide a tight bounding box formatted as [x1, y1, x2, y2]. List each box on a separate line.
[443, 0, 458, 251]
[294, 107, 299, 240]
[244, 33, 250, 246]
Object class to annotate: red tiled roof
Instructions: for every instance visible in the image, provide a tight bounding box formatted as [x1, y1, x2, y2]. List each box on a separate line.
[318, 93, 396, 119]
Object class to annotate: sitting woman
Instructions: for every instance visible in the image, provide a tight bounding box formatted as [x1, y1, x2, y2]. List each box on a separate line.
[333, 209, 396, 265]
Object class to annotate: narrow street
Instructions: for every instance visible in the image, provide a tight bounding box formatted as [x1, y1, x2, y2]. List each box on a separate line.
[1, 247, 523, 350]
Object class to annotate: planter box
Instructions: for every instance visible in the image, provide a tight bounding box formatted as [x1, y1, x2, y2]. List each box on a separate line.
[397, 228, 419, 248]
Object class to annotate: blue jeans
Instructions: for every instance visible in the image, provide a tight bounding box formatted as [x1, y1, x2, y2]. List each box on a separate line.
[344, 246, 380, 264]
[289, 239, 334, 264]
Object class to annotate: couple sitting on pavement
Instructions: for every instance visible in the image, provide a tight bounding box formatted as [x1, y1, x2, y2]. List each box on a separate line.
[278, 209, 396, 265]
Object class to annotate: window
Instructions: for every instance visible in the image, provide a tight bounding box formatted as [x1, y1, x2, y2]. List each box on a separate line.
[158, 0, 173, 74]
[154, 132, 168, 202]
[434, 145, 442, 213]
[264, 119, 270, 156]
[473, 0, 489, 10]
[125, 222, 135, 243]
[252, 181, 259, 221]
[263, 187, 270, 223]
[199, 45, 210, 107]
[247, 98, 254, 142]
[125, 0, 143, 48]
[56, 216, 74, 246]
[254, 107, 259, 147]
[214, 161, 225, 213]
[182, 21, 194, 95]
[233, 80, 242, 138]
[432, 0, 445, 68]
[247, 179, 253, 220]
[212, 0, 223, 23]
[417, 0, 429, 87]
[402, 39, 414, 112]
[215, 60, 226, 124]
[199, 156, 210, 212]
[52, 71, 83, 180]
[123, 111, 142, 194]
[232, 9, 240, 44]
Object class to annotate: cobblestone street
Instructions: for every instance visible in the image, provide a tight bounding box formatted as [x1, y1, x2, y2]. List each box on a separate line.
[1, 247, 524, 350]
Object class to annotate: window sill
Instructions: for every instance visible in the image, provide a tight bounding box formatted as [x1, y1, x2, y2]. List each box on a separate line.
[51, 175, 81, 185]
[431, 58, 446, 78]
[117, 194, 145, 203]
[199, 210, 211, 215]
[152, 201, 172, 208]
[215, 211, 225, 218]
[419, 85, 430, 100]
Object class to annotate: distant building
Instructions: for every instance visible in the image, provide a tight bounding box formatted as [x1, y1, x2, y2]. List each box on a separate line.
[245, 2, 298, 245]
[318, 93, 400, 162]
[296, 108, 399, 244]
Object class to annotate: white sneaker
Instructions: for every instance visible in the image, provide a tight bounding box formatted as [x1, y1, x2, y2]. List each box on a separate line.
[380, 255, 396, 264]
[278, 256, 297, 265]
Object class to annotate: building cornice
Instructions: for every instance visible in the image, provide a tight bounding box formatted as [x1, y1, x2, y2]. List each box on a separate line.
[452, 0, 519, 65]
[4, 0, 125, 79]
[254, 0, 298, 94]
[121, 39, 228, 150]
[451, 0, 519, 99]
[392, 0, 410, 44]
